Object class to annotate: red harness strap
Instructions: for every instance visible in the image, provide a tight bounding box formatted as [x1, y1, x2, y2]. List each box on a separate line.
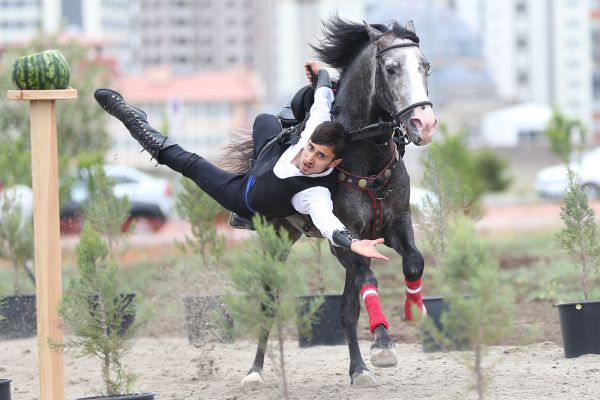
[335, 142, 398, 239]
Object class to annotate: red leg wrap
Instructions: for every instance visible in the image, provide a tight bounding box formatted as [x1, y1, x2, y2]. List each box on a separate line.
[404, 277, 424, 322]
[360, 284, 389, 334]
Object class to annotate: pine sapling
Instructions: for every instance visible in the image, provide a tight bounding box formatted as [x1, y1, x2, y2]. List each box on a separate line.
[82, 164, 130, 253]
[423, 217, 514, 400]
[55, 161, 147, 397]
[225, 216, 316, 400]
[0, 195, 34, 293]
[420, 128, 479, 263]
[57, 223, 139, 396]
[175, 177, 225, 264]
[557, 168, 600, 300]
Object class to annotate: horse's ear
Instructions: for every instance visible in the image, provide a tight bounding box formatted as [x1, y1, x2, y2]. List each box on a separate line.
[363, 20, 383, 42]
[405, 20, 416, 33]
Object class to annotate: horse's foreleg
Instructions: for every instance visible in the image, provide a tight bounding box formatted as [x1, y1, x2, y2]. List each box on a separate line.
[386, 211, 426, 323]
[332, 246, 396, 386]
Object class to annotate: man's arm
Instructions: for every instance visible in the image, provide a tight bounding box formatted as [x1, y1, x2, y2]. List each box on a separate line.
[301, 61, 334, 138]
[292, 187, 389, 261]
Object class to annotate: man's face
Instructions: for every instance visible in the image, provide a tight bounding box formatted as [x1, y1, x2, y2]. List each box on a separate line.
[297, 140, 342, 175]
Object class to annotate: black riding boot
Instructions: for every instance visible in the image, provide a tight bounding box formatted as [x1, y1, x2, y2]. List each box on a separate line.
[94, 88, 176, 160]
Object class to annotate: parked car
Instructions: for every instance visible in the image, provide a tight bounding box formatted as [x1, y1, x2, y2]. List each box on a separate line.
[60, 164, 174, 234]
[535, 147, 600, 199]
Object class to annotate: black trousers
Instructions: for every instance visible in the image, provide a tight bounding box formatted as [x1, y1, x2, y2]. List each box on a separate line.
[157, 113, 281, 219]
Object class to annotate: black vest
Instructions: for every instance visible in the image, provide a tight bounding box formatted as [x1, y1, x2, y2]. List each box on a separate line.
[248, 134, 336, 218]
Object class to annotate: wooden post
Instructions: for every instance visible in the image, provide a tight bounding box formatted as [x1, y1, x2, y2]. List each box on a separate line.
[6, 88, 77, 400]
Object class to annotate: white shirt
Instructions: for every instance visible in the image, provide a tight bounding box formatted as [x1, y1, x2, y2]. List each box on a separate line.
[272, 86, 346, 242]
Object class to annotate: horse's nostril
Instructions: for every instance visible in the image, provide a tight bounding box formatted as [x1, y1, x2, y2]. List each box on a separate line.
[411, 118, 423, 130]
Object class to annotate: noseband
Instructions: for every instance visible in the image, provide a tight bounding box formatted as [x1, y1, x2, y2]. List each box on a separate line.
[348, 42, 432, 145]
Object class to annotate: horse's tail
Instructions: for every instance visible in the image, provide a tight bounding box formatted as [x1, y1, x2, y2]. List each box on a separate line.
[219, 129, 253, 174]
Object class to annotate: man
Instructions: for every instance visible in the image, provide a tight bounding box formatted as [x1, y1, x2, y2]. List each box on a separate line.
[94, 61, 388, 260]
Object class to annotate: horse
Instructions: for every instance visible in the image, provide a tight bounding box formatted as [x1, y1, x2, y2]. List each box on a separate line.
[228, 17, 437, 387]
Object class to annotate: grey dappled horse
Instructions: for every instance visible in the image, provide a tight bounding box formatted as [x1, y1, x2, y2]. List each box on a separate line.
[231, 17, 437, 387]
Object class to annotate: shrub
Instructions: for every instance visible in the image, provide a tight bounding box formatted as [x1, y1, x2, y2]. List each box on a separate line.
[423, 217, 514, 399]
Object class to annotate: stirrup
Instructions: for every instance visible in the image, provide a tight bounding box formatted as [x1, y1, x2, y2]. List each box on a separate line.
[228, 213, 255, 230]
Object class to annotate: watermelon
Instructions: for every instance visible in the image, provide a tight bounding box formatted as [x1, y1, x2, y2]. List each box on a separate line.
[11, 49, 70, 90]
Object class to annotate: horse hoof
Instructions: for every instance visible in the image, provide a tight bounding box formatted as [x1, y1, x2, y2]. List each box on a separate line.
[351, 370, 376, 387]
[241, 371, 264, 388]
[371, 347, 398, 368]
[403, 304, 428, 326]
[370, 344, 398, 368]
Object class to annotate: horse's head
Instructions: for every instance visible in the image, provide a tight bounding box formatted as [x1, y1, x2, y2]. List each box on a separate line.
[365, 21, 437, 146]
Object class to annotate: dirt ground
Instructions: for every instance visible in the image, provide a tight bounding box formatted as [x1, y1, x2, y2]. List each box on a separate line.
[2, 201, 600, 399]
[3, 336, 600, 400]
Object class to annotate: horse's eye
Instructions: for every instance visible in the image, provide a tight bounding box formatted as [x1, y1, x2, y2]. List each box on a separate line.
[385, 65, 395, 75]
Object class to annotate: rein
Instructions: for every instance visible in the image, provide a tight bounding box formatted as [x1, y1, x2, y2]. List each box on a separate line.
[346, 42, 432, 145]
[336, 141, 400, 238]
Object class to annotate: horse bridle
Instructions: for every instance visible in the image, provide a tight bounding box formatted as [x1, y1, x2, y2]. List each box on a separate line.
[348, 42, 432, 145]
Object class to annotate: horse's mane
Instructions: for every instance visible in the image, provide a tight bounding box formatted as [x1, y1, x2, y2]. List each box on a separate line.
[311, 16, 420, 70]
[221, 17, 421, 174]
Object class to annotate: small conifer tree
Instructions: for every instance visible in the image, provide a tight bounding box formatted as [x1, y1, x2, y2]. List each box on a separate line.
[58, 223, 139, 396]
[420, 127, 510, 263]
[0, 194, 34, 293]
[423, 217, 514, 400]
[544, 110, 599, 300]
[545, 109, 586, 164]
[175, 177, 225, 263]
[56, 162, 145, 397]
[420, 128, 480, 263]
[224, 216, 316, 400]
[81, 163, 130, 252]
[557, 168, 600, 300]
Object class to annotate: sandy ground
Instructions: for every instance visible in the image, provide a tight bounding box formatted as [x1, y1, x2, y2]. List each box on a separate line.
[2, 336, 600, 400]
[4, 202, 600, 399]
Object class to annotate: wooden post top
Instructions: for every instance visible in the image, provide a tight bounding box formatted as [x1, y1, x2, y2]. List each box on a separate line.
[6, 88, 77, 101]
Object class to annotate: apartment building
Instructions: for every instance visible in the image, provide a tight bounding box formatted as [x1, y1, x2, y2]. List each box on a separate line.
[0, 0, 132, 67]
[131, 0, 277, 102]
[449, 0, 594, 141]
[107, 66, 260, 167]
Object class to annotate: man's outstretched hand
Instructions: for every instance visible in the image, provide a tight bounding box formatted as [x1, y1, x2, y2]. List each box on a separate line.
[350, 238, 389, 261]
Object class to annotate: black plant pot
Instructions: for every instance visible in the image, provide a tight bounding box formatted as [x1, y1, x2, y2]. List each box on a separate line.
[0, 293, 37, 340]
[182, 295, 233, 346]
[77, 392, 155, 400]
[297, 294, 346, 347]
[0, 378, 11, 400]
[421, 296, 471, 352]
[555, 300, 600, 358]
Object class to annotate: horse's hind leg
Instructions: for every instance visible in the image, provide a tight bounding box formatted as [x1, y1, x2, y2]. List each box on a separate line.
[241, 300, 271, 388]
[332, 247, 397, 386]
[386, 211, 426, 323]
[241, 220, 301, 387]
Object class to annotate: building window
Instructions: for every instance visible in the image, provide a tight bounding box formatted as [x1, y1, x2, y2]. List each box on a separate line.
[516, 36, 527, 49]
[518, 129, 543, 144]
[515, 0, 527, 13]
[517, 70, 529, 85]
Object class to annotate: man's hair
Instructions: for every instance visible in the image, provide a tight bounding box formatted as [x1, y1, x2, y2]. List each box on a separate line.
[310, 121, 350, 160]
